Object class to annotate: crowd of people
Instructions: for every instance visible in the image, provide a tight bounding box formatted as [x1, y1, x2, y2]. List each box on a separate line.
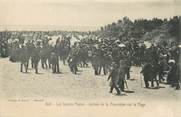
[0, 31, 180, 95]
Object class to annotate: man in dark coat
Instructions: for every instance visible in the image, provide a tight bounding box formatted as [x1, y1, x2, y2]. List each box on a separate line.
[0, 41, 9, 58]
[151, 60, 159, 88]
[31, 44, 41, 74]
[174, 63, 180, 90]
[125, 52, 131, 80]
[167, 60, 177, 87]
[118, 59, 127, 91]
[50, 52, 60, 73]
[158, 56, 168, 82]
[20, 45, 29, 73]
[91, 53, 100, 75]
[107, 63, 121, 95]
[98, 46, 107, 75]
[140, 61, 153, 88]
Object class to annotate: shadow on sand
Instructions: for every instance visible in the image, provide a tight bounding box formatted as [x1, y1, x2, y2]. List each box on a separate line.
[114, 93, 127, 96]
[124, 90, 135, 93]
[53, 72, 63, 74]
[144, 86, 165, 90]
[36, 72, 44, 75]
[22, 72, 31, 74]
[129, 79, 137, 81]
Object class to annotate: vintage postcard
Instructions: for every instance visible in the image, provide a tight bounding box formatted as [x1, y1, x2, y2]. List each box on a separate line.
[0, 0, 180, 117]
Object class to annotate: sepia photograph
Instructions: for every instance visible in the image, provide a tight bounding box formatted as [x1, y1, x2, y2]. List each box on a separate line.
[0, 0, 181, 117]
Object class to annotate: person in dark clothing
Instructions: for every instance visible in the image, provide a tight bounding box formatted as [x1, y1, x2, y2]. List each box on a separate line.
[31, 45, 40, 74]
[151, 60, 159, 88]
[167, 60, 179, 89]
[138, 44, 146, 66]
[98, 47, 107, 75]
[0, 41, 9, 58]
[140, 61, 153, 88]
[68, 55, 78, 74]
[125, 54, 131, 80]
[118, 60, 127, 91]
[174, 63, 180, 90]
[107, 63, 121, 95]
[50, 52, 60, 73]
[158, 56, 168, 82]
[20, 45, 29, 73]
[167, 60, 176, 84]
[91, 54, 100, 75]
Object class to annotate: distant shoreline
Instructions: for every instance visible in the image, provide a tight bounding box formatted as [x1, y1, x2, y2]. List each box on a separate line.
[0, 25, 100, 32]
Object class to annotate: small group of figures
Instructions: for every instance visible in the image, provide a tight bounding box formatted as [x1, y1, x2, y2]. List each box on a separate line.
[7, 36, 71, 74]
[19, 46, 61, 74]
[107, 56, 180, 96]
[140, 58, 180, 90]
[19, 51, 60, 74]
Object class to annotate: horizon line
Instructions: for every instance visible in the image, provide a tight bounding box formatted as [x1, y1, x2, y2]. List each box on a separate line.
[0, 25, 101, 32]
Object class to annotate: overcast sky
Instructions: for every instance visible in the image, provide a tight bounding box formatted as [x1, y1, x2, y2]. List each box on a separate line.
[0, 0, 181, 31]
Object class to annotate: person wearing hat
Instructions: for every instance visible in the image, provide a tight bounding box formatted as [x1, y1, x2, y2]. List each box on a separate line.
[0, 40, 9, 58]
[140, 59, 153, 88]
[138, 44, 146, 66]
[175, 62, 180, 90]
[67, 53, 78, 74]
[20, 45, 29, 73]
[167, 59, 177, 86]
[158, 55, 169, 82]
[167, 59, 177, 87]
[50, 52, 60, 73]
[91, 52, 100, 75]
[107, 62, 121, 95]
[118, 59, 127, 91]
[98, 46, 107, 75]
[151, 60, 160, 88]
[31, 43, 41, 74]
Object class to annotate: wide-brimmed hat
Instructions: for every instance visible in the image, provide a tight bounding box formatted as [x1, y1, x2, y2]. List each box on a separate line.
[118, 43, 126, 47]
[168, 59, 175, 64]
[178, 45, 181, 48]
